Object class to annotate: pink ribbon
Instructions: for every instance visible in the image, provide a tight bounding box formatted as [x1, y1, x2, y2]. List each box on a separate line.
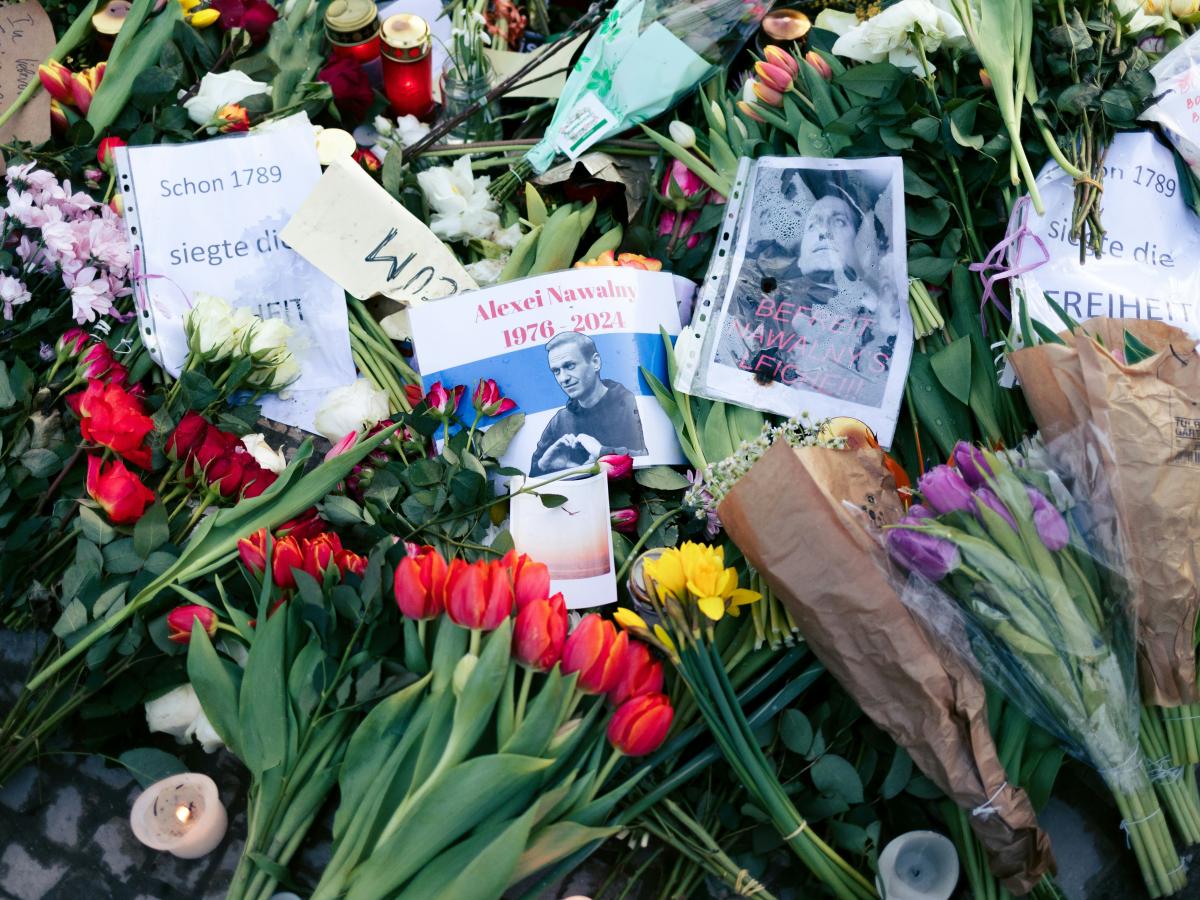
[130, 245, 193, 323]
[968, 196, 1050, 334]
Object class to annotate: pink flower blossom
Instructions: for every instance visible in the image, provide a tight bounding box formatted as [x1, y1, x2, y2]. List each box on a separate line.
[64, 266, 115, 322]
[0, 275, 31, 319]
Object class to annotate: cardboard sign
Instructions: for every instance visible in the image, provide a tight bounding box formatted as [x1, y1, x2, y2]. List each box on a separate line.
[281, 157, 476, 305]
[483, 35, 585, 100]
[408, 268, 691, 477]
[115, 114, 356, 431]
[0, 0, 53, 147]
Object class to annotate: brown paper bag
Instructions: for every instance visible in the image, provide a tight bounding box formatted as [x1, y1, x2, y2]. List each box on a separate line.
[719, 442, 1054, 893]
[0, 1, 54, 149]
[1010, 318, 1200, 707]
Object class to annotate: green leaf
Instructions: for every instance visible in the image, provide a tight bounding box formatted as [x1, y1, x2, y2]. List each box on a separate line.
[119, 748, 186, 788]
[79, 506, 116, 546]
[836, 63, 902, 99]
[812, 754, 864, 804]
[0, 361, 16, 408]
[880, 747, 912, 800]
[20, 448, 59, 478]
[479, 413, 526, 460]
[633, 466, 690, 492]
[929, 335, 973, 406]
[134, 502, 169, 559]
[187, 622, 243, 757]
[382, 143, 404, 197]
[53, 600, 88, 639]
[87, 3, 183, 135]
[538, 493, 567, 508]
[509, 821, 620, 886]
[907, 352, 972, 458]
[779, 709, 813, 756]
[238, 603, 291, 775]
[1124, 330, 1157, 364]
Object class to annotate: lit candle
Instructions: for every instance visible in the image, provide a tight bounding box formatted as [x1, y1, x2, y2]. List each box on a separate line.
[876, 831, 959, 900]
[129, 773, 228, 859]
[380, 13, 434, 121]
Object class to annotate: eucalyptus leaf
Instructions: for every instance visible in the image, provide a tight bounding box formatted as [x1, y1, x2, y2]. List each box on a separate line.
[118, 748, 187, 789]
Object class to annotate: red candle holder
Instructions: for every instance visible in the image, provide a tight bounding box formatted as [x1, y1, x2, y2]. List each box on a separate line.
[325, 0, 381, 63]
[381, 13, 434, 121]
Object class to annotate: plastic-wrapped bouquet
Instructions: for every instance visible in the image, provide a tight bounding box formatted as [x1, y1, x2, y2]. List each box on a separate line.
[2, 162, 131, 326]
[490, 0, 773, 199]
[887, 441, 1186, 897]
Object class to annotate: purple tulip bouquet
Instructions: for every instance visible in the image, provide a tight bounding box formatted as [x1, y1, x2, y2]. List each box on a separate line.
[886, 442, 1187, 898]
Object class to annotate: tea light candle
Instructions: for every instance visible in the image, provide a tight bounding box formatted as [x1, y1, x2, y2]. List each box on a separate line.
[129, 773, 228, 859]
[876, 831, 959, 900]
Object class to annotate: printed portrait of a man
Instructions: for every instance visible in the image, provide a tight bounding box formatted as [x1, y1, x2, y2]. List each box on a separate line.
[529, 332, 648, 477]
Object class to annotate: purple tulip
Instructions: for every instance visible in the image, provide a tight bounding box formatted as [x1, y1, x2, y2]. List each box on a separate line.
[973, 487, 1016, 530]
[1026, 487, 1069, 551]
[887, 513, 961, 582]
[918, 465, 975, 516]
[907, 504, 934, 520]
[953, 441, 994, 489]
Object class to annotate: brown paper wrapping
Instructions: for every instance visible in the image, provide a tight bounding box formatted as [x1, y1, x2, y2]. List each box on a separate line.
[1010, 318, 1200, 707]
[719, 442, 1054, 894]
[0, 0, 54, 150]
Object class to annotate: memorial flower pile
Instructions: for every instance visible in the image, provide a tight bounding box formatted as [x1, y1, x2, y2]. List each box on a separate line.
[5, 0, 1200, 897]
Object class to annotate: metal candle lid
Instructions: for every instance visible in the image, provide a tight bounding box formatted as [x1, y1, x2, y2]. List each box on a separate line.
[762, 9, 811, 42]
[324, 0, 374, 41]
[381, 13, 431, 55]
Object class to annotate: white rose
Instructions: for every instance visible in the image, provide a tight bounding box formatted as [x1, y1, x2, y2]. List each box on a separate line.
[185, 293, 238, 360]
[246, 316, 293, 358]
[181, 71, 270, 127]
[240, 433, 288, 473]
[313, 378, 391, 441]
[465, 257, 506, 286]
[416, 155, 501, 244]
[190, 709, 224, 754]
[830, 0, 966, 76]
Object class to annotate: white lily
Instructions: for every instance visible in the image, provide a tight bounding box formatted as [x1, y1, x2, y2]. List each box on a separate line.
[829, 0, 967, 76]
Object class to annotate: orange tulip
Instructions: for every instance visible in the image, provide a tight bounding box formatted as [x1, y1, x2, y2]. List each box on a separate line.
[607, 693, 673, 757]
[70, 62, 105, 115]
[513, 593, 567, 672]
[607, 639, 664, 706]
[562, 615, 624, 694]
[754, 60, 793, 93]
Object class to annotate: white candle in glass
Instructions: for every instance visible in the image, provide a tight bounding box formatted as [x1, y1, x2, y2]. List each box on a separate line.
[876, 830, 959, 900]
[129, 773, 228, 859]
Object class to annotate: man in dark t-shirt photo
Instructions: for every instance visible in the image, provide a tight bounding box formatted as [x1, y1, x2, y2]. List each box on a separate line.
[529, 331, 648, 477]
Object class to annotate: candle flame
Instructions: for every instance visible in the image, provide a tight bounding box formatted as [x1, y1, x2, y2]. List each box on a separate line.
[176, 805, 191, 824]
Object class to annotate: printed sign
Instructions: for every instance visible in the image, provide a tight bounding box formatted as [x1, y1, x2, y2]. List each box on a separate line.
[407, 268, 691, 477]
[676, 156, 913, 448]
[1014, 131, 1200, 340]
[281, 157, 476, 304]
[114, 114, 356, 431]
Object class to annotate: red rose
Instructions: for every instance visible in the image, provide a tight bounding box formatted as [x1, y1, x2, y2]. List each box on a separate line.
[166, 411, 209, 462]
[75, 379, 154, 468]
[206, 451, 250, 498]
[240, 464, 277, 498]
[190, 425, 240, 476]
[86, 454, 155, 525]
[211, 0, 278, 43]
[318, 57, 373, 125]
[336, 549, 368, 577]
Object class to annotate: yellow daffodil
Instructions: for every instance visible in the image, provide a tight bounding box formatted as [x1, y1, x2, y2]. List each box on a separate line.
[653, 623, 676, 655]
[613, 607, 649, 633]
[643, 550, 686, 600]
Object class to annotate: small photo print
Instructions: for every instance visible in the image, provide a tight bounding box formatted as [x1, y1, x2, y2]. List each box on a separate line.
[510, 469, 616, 610]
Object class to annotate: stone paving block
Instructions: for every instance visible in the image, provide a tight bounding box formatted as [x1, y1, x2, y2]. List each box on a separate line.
[0, 845, 65, 900]
[90, 818, 138, 880]
[0, 769, 40, 817]
[39, 788, 81, 849]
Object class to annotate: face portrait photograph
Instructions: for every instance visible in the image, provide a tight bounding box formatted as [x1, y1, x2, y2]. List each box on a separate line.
[529, 331, 649, 477]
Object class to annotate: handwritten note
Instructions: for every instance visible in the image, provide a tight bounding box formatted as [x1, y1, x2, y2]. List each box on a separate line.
[0, 0, 52, 147]
[281, 156, 476, 304]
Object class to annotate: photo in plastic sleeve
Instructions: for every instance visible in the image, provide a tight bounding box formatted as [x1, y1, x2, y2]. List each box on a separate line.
[699, 156, 913, 447]
[407, 269, 690, 478]
[510, 469, 616, 610]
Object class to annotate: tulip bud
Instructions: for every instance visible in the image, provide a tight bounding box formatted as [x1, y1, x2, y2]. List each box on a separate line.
[804, 50, 833, 82]
[668, 120, 696, 149]
[917, 465, 975, 515]
[607, 693, 674, 757]
[737, 100, 765, 123]
[763, 44, 799, 78]
[302, 532, 343, 581]
[503, 550, 550, 610]
[608, 639, 664, 706]
[70, 62, 105, 115]
[1172, 0, 1199, 15]
[754, 60, 793, 94]
[562, 615, 624, 694]
[708, 99, 726, 132]
[394, 545, 448, 620]
[1026, 487, 1069, 551]
[188, 6, 220, 26]
[446, 559, 513, 630]
[886, 509, 960, 582]
[271, 534, 305, 589]
[513, 593, 568, 672]
[238, 528, 268, 575]
[952, 441, 993, 489]
[167, 604, 218, 644]
[38, 60, 74, 105]
[973, 487, 1016, 530]
[49, 99, 68, 135]
[979, 68, 993, 90]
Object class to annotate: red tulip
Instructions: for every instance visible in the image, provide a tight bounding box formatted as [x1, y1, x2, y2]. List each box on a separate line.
[607, 693, 673, 757]
[502, 550, 550, 610]
[394, 546, 448, 620]
[70, 62, 105, 115]
[446, 559, 513, 630]
[804, 51, 833, 82]
[271, 535, 305, 589]
[302, 532, 343, 581]
[754, 60, 793, 93]
[336, 549, 368, 577]
[166, 411, 209, 462]
[238, 528, 268, 575]
[86, 454, 155, 525]
[561, 614, 623, 694]
[513, 593, 567, 671]
[607, 639, 664, 706]
[403, 383, 424, 408]
[763, 45, 799, 77]
[75, 379, 154, 468]
[97, 136, 126, 173]
[38, 60, 73, 105]
[167, 604, 217, 644]
[599, 454, 633, 480]
[472, 378, 518, 417]
[278, 508, 326, 542]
